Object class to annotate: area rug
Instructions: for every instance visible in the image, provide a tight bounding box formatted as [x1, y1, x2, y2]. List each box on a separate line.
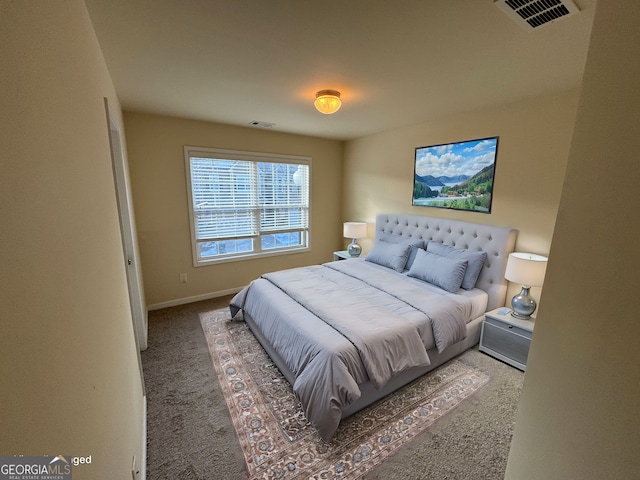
[200, 308, 489, 480]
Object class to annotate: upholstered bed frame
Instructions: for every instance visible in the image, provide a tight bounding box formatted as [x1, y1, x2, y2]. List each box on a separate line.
[375, 213, 517, 312]
[242, 213, 518, 420]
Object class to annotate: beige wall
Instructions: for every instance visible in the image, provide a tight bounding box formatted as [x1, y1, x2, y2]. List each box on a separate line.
[123, 112, 343, 307]
[126, 89, 580, 309]
[343, 89, 581, 305]
[0, 1, 144, 478]
[506, 3, 640, 478]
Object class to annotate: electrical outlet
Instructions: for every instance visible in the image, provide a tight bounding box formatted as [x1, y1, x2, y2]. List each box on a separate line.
[179, 273, 188, 283]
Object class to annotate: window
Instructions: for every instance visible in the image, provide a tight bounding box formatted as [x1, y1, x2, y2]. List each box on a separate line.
[184, 146, 310, 265]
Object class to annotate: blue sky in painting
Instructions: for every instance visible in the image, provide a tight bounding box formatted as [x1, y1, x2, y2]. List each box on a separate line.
[415, 137, 497, 179]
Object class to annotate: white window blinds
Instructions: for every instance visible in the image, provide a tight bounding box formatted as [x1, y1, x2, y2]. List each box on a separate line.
[190, 158, 257, 239]
[185, 147, 310, 264]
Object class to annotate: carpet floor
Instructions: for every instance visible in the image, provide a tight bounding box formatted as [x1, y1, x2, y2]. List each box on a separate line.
[142, 296, 524, 480]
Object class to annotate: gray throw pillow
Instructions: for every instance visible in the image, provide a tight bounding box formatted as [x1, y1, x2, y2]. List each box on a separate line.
[408, 249, 468, 293]
[426, 241, 487, 290]
[377, 234, 426, 270]
[365, 241, 412, 272]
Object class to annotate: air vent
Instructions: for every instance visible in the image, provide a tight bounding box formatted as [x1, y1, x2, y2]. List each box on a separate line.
[495, 0, 580, 30]
[249, 120, 275, 128]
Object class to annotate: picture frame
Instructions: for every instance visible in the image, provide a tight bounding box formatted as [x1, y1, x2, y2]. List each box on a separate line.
[412, 136, 499, 213]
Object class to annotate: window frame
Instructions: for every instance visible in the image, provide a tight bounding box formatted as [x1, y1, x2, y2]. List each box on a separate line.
[184, 146, 312, 266]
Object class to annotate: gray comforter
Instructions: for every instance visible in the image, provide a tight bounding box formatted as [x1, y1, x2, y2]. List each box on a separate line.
[229, 259, 472, 441]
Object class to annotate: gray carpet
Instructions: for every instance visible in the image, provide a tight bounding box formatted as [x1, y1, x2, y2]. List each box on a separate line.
[142, 296, 524, 480]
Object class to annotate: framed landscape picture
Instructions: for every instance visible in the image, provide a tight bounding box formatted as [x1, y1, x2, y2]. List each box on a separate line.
[412, 136, 499, 213]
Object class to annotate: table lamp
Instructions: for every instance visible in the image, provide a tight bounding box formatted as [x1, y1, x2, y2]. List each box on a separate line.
[504, 252, 548, 319]
[343, 222, 367, 257]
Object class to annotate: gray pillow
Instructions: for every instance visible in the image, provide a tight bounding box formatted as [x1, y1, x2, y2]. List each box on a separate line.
[377, 234, 426, 270]
[365, 241, 412, 272]
[426, 241, 487, 290]
[407, 249, 468, 293]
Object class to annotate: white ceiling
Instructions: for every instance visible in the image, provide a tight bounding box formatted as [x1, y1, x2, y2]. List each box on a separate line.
[85, 0, 596, 141]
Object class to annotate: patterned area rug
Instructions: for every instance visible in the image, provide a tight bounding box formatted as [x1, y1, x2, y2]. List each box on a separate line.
[200, 308, 489, 480]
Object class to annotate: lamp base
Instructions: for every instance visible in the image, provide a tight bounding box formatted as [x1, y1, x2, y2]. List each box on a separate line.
[347, 240, 362, 257]
[510, 286, 537, 319]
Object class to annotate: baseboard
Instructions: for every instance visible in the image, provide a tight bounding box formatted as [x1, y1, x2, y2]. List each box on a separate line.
[141, 395, 147, 480]
[147, 287, 244, 311]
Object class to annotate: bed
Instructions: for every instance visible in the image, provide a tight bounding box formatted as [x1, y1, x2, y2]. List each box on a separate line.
[229, 213, 517, 442]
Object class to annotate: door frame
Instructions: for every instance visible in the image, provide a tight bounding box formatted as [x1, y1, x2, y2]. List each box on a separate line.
[104, 98, 148, 352]
[105, 98, 147, 479]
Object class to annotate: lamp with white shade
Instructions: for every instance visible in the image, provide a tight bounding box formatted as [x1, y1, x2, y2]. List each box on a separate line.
[343, 222, 367, 257]
[504, 252, 548, 319]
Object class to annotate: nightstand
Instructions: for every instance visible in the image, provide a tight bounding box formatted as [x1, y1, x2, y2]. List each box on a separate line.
[479, 308, 535, 371]
[333, 250, 353, 261]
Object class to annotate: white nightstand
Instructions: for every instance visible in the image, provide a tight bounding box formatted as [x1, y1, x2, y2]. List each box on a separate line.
[479, 308, 535, 371]
[333, 250, 353, 261]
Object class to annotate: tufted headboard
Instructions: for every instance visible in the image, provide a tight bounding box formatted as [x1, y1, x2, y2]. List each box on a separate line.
[375, 213, 518, 311]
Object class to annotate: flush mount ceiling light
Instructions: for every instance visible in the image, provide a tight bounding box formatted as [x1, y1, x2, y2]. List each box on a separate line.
[314, 90, 342, 114]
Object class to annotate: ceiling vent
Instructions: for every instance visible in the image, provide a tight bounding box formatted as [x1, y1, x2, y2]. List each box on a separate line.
[495, 0, 580, 30]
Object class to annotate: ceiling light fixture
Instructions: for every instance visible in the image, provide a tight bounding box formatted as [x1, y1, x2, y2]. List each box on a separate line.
[314, 90, 342, 114]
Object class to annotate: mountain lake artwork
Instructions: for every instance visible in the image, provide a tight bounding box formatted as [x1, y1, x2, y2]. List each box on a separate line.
[412, 136, 498, 213]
